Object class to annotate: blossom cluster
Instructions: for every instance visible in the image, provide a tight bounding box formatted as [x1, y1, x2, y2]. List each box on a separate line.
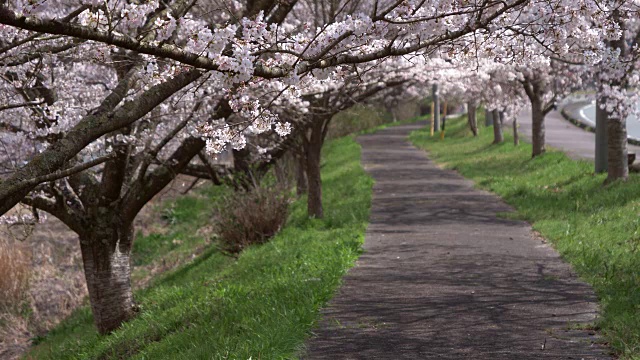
[1, 0, 640, 223]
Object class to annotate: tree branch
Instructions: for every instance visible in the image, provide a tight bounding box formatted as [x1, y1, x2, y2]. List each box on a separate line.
[22, 154, 116, 187]
[0, 69, 201, 215]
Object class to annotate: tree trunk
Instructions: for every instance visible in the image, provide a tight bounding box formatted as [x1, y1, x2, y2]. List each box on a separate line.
[232, 148, 254, 190]
[603, 14, 628, 182]
[606, 115, 629, 182]
[531, 96, 546, 157]
[79, 221, 135, 335]
[595, 96, 608, 173]
[513, 116, 519, 146]
[485, 109, 493, 127]
[492, 109, 503, 144]
[296, 152, 307, 196]
[306, 121, 324, 218]
[467, 102, 478, 136]
[432, 84, 440, 132]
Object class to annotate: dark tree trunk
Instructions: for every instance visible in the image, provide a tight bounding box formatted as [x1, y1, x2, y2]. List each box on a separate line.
[79, 220, 135, 335]
[603, 13, 628, 182]
[492, 109, 503, 144]
[296, 152, 307, 196]
[305, 120, 324, 218]
[231, 148, 255, 190]
[485, 109, 493, 127]
[606, 115, 629, 182]
[595, 96, 608, 173]
[513, 116, 519, 146]
[467, 102, 478, 136]
[531, 96, 546, 157]
[433, 84, 440, 131]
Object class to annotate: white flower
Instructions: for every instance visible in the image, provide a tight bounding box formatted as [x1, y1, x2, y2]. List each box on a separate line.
[274, 122, 292, 137]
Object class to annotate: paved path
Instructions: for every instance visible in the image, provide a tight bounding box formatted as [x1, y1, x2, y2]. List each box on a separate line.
[304, 122, 610, 359]
[516, 109, 640, 161]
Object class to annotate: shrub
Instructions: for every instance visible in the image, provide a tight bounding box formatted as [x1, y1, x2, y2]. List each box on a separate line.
[214, 181, 291, 254]
[0, 236, 31, 312]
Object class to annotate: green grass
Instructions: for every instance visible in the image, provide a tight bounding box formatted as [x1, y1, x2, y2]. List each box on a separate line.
[410, 115, 640, 359]
[26, 136, 373, 360]
[132, 185, 229, 268]
[360, 114, 429, 134]
[328, 104, 393, 139]
[328, 103, 429, 139]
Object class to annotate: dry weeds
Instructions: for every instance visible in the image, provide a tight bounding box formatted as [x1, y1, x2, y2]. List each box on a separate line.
[215, 181, 291, 254]
[0, 236, 31, 311]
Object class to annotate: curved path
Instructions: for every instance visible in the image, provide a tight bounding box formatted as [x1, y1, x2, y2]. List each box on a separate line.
[304, 122, 610, 359]
[516, 108, 640, 161]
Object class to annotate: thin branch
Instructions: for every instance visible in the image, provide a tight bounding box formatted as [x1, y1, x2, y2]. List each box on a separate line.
[0, 100, 45, 111]
[22, 154, 116, 187]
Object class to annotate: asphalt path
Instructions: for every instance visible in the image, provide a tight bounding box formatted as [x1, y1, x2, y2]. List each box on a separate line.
[304, 121, 610, 359]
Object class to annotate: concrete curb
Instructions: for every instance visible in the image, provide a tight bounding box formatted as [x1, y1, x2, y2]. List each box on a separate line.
[560, 102, 640, 146]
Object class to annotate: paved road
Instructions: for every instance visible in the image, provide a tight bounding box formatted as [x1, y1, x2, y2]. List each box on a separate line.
[516, 109, 640, 161]
[576, 101, 640, 141]
[304, 122, 610, 359]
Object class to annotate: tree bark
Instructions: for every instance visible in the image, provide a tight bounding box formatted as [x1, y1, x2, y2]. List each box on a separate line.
[492, 109, 503, 144]
[513, 116, 519, 146]
[485, 108, 493, 127]
[231, 148, 254, 191]
[305, 120, 324, 218]
[79, 220, 135, 335]
[432, 84, 440, 132]
[296, 152, 307, 196]
[595, 96, 608, 173]
[606, 115, 629, 182]
[531, 96, 546, 157]
[467, 102, 478, 136]
[603, 11, 629, 182]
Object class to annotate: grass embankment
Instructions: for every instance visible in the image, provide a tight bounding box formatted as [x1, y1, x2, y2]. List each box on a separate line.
[26, 137, 373, 360]
[410, 116, 640, 359]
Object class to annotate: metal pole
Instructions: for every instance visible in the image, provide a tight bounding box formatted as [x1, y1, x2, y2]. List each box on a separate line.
[430, 101, 435, 136]
[433, 84, 440, 132]
[595, 97, 608, 173]
[440, 101, 448, 140]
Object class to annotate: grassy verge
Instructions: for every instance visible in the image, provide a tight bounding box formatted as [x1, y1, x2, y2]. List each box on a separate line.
[130, 185, 230, 285]
[327, 104, 393, 139]
[409, 115, 640, 359]
[26, 136, 373, 360]
[358, 113, 430, 135]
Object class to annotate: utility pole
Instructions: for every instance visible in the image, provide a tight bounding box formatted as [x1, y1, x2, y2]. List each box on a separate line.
[595, 97, 608, 173]
[430, 100, 435, 136]
[433, 83, 440, 132]
[440, 101, 448, 140]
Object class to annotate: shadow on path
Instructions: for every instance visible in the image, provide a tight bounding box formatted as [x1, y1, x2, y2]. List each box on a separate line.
[304, 122, 610, 359]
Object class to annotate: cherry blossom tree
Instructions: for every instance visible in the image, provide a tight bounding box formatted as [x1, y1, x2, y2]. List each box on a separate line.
[515, 59, 585, 156]
[0, 0, 300, 334]
[5, 0, 585, 215]
[295, 62, 426, 219]
[0, 0, 627, 334]
[591, 2, 640, 182]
